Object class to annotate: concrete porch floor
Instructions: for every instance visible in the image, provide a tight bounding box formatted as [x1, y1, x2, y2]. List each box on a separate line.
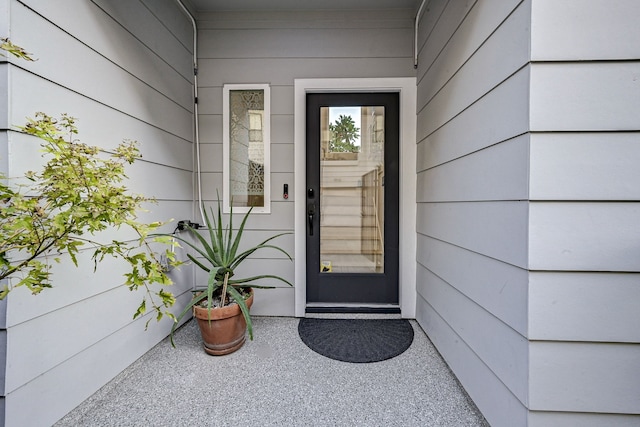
[55, 316, 489, 426]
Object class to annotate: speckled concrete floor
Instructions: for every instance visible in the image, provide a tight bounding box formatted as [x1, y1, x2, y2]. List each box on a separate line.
[55, 317, 489, 427]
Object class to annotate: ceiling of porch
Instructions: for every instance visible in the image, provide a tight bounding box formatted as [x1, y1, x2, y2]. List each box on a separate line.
[188, 0, 420, 12]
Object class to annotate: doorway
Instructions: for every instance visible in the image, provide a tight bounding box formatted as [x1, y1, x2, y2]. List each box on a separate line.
[293, 78, 417, 318]
[305, 92, 400, 309]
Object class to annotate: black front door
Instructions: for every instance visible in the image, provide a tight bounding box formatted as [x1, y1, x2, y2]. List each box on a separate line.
[305, 92, 400, 309]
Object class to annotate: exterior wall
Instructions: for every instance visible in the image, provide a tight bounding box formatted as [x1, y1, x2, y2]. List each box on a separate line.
[415, 1, 531, 426]
[528, 0, 640, 425]
[0, 1, 195, 425]
[417, 0, 640, 426]
[0, 1, 11, 419]
[1, 1, 635, 425]
[196, 8, 416, 316]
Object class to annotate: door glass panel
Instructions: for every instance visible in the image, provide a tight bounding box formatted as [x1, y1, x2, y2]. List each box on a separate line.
[319, 106, 385, 274]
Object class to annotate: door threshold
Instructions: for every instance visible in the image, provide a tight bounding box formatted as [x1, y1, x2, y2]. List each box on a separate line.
[305, 303, 400, 314]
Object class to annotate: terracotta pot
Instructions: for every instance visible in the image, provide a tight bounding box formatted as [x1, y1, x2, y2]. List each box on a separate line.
[193, 290, 254, 356]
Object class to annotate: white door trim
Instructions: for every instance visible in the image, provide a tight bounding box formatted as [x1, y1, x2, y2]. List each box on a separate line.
[293, 78, 417, 318]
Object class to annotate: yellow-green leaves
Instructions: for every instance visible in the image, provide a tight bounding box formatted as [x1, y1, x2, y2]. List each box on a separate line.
[0, 38, 35, 61]
[0, 113, 178, 327]
[134, 300, 146, 319]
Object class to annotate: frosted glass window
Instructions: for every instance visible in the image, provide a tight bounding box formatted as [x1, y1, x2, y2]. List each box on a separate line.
[223, 84, 271, 213]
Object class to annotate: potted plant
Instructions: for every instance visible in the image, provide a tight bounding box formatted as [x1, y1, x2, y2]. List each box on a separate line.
[169, 201, 291, 355]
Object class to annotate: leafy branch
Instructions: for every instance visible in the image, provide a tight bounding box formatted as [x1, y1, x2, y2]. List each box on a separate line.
[0, 38, 36, 62]
[0, 113, 180, 326]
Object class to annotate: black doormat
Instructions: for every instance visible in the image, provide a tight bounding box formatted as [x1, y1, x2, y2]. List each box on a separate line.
[298, 318, 414, 363]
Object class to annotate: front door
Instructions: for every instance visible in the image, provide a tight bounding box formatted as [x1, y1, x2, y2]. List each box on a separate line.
[305, 92, 400, 310]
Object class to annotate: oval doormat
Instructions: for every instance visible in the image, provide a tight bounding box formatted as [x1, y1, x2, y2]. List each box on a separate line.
[298, 318, 414, 363]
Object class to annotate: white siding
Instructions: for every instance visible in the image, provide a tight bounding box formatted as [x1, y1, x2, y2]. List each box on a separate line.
[1, 1, 195, 425]
[417, 66, 530, 170]
[418, 0, 640, 424]
[530, 132, 640, 201]
[529, 342, 640, 413]
[2, 0, 636, 425]
[416, 297, 529, 427]
[1, 11, 11, 420]
[530, 62, 640, 131]
[417, 134, 530, 202]
[529, 272, 640, 342]
[415, 1, 530, 426]
[529, 202, 640, 271]
[528, 412, 640, 427]
[196, 8, 415, 316]
[417, 267, 529, 402]
[417, 201, 529, 268]
[417, 235, 529, 337]
[528, 0, 640, 423]
[531, 0, 640, 61]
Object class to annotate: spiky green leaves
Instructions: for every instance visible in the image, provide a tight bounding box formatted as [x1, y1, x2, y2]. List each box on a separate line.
[168, 200, 292, 345]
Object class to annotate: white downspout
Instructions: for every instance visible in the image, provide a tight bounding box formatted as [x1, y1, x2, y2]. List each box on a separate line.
[175, 0, 205, 223]
[414, 0, 428, 68]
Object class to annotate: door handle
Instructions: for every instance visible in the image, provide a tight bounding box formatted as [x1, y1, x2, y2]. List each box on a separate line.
[307, 203, 315, 236]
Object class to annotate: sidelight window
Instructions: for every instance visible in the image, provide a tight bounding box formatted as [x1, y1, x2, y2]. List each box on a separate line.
[223, 84, 271, 213]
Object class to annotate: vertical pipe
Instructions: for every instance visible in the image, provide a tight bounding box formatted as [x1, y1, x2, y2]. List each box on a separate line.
[175, 0, 205, 223]
[414, 0, 428, 68]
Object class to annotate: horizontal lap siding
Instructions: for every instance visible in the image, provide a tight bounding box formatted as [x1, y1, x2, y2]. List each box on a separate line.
[528, 0, 640, 424]
[529, 342, 640, 413]
[417, 66, 530, 169]
[196, 9, 415, 316]
[201, 28, 409, 59]
[417, 134, 530, 202]
[528, 412, 640, 427]
[529, 133, 640, 200]
[531, 0, 640, 61]
[417, 202, 529, 268]
[10, 3, 192, 135]
[530, 62, 640, 131]
[416, 299, 529, 427]
[2, 1, 194, 425]
[417, 267, 529, 401]
[529, 202, 640, 271]
[529, 272, 640, 342]
[8, 72, 193, 171]
[417, 235, 528, 336]
[415, 1, 530, 426]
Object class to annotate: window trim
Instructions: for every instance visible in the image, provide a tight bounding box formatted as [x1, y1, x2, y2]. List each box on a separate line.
[222, 83, 271, 214]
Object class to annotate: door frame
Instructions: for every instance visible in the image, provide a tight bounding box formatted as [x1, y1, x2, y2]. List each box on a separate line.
[294, 78, 417, 318]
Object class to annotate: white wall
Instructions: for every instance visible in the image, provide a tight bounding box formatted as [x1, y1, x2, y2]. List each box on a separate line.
[196, 8, 416, 316]
[0, 1, 195, 425]
[527, 0, 640, 425]
[0, 2, 10, 420]
[416, 0, 640, 425]
[415, 1, 532, 425]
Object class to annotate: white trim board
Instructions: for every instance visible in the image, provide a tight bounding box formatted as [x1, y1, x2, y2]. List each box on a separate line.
[293, 77, 417, 318]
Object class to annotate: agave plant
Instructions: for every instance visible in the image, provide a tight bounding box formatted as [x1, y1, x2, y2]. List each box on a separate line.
[169, 200, 292, 346]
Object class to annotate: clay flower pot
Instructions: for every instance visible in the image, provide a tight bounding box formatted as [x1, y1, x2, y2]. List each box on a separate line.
[193, 290, 254, 355]
[167, 199, 292, 350]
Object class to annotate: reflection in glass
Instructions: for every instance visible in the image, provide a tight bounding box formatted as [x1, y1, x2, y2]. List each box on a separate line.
[319, 106, 385, 274]
[229, 89, 265, 208]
